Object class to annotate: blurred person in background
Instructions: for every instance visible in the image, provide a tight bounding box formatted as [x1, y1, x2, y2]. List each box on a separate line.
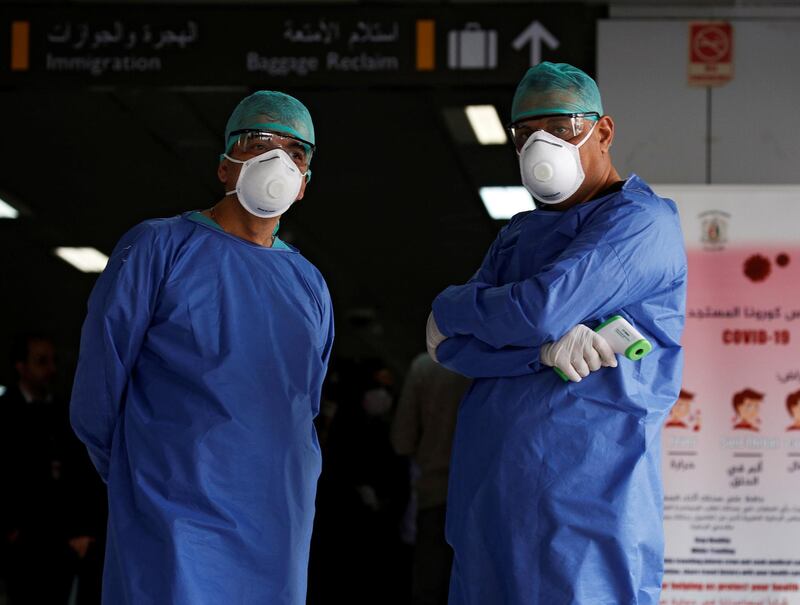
[69, 91, 333, 605]
[0, 333, 104, 605]
[309, 358, 409, 605]
[391, 352, 470, 605]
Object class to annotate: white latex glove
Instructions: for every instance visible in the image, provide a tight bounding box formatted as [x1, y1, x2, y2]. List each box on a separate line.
[426, 312, 447, 362]
[540, 324, 618, 383]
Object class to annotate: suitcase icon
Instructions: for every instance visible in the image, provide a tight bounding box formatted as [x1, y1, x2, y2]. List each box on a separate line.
[448, 23, 498, 70]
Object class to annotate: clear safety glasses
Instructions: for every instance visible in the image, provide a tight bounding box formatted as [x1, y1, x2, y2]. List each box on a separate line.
[229, 129, 315, 171]
[508, 112, 600, 153]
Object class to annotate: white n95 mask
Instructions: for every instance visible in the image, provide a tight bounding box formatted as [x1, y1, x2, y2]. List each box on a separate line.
[224, 148, 305, 218]
[362, 388, 393, 417]
[518, 122, 596, 205]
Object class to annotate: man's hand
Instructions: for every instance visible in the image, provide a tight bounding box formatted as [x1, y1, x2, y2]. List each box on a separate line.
[426, 312, 447, 362]
[540, 324, 617, 382]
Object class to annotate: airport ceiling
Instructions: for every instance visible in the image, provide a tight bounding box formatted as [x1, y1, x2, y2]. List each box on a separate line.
[1, 0, 797, 382]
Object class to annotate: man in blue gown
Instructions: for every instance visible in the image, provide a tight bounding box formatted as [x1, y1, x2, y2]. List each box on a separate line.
[70, 91, 334, 604]
[427, 63, 687, 604]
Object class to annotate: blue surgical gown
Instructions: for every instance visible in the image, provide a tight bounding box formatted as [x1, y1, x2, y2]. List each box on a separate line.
[70, 212, 334, 605]
[432, 175, 687, 605]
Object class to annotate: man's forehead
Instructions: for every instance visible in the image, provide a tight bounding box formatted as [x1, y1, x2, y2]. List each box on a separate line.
[250, 113, 307, 139]
[27, 340, 55, 360]
[247, 129, 302, 142]
[515, 91, 579, 118]
[245, 124, 293, 138]
[515, 114, 573, 130]
[29, 338, 54, 351]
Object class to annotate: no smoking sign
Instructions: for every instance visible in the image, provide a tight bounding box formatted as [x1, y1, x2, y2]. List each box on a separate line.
[688, 22, 734, 86]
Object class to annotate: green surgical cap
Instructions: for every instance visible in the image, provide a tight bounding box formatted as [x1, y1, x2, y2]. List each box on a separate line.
[224, 90, 315, 154]
[511, 62, 603, 124]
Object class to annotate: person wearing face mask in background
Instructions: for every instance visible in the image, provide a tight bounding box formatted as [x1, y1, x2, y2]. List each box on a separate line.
[390, 352, 471, 605]
[426, 63, 687, 604]
[310, 359, 410, 605]
[69, 91, 334, 605]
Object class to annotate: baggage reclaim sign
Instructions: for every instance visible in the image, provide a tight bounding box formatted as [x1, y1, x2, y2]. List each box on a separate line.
[0, 4, 604, 88]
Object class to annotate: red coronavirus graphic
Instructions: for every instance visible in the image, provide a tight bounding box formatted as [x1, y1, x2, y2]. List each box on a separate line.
[776, 253, 791, 268]
[744, 254, 771, 282]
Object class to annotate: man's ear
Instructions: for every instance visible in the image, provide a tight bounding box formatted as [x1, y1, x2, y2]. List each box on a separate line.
[217, 159, 229, 185]
[597, 115, 615, 153]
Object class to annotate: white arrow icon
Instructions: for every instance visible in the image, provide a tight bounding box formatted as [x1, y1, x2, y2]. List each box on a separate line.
[512, 21, 560, 66]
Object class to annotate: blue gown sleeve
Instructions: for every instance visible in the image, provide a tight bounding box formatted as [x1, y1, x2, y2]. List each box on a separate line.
[70, 223, 166, 482]
[434, 217, 542, 378]
[432, 202, 680, 349]
[320, 289, 335, 368]
[436, 337, 541, 378]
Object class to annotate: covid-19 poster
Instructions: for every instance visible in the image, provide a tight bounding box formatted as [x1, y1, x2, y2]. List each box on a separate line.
[656, 185, 800, 605]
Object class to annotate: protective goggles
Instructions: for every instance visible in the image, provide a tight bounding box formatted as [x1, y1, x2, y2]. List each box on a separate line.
[508, 112, 600, 152]
[228, 129, 315, 170]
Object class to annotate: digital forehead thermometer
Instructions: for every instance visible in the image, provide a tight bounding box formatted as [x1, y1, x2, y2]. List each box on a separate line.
[555, 315, 652, 382]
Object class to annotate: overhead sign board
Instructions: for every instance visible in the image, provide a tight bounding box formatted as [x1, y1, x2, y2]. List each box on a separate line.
[0, 4, 604, 88]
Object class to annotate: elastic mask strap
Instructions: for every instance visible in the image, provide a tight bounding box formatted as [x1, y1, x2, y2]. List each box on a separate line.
[224, 153, 245, 196]
[575, 121, 598, 149]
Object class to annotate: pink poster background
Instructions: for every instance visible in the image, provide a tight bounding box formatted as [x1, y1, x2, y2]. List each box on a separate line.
[682, 246, 800, 419]
[660, 244, 800, 605]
